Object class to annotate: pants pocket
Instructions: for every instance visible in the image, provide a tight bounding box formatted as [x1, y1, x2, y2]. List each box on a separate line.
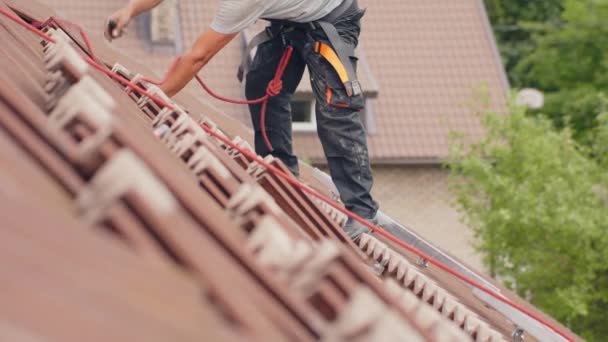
[248, 39, 281, 76]
[321, 59, 365, 111]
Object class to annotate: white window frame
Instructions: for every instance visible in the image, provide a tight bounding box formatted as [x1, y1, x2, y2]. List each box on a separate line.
[150, 0, 178, 43]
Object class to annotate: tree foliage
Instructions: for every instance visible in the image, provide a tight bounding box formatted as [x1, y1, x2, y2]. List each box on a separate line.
[594, 113, 608, 169]
[449, 105, 608, 340]
[465, 2, 608, 339]
[485, 0, 608, 145]
[483, 0, 564, 86]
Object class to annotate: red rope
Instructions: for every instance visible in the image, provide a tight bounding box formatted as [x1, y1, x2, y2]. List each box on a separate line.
[0, 7, 56, 43]
[197, 46, 294, 153]
[0, 8, 576, 341]
[195, 74, 265, 104]
[195, 47, 294, 152]
[125, 46, 295, 153]
[127, 48, 294, 153]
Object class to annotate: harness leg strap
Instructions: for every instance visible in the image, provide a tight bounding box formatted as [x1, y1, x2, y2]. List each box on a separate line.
[316, 21, 361, 97]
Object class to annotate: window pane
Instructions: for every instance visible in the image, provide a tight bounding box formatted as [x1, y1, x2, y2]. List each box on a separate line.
[291, 100, 313, 123]
[150, 0, 177, 44]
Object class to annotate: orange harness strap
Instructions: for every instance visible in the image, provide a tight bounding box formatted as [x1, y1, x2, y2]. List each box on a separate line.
[315, 41, 350, 85]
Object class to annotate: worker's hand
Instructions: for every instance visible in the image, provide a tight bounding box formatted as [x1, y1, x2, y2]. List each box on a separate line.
[105, 7, 132, 41]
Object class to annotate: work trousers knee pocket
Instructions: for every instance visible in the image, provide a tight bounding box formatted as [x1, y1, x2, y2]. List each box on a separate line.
[318, 117, 370, 166]
[329, 139, 371, 173]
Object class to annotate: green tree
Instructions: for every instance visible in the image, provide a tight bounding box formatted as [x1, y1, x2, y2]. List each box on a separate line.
[449, 104, 608, 340]
[594, 112, 608, 168]
[485, 0, 608, 146]
[483, 0, 564, 86]
[515, 0, 608, 144]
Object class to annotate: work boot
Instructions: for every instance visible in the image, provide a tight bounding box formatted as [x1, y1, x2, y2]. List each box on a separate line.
[342, 214, 378, 241]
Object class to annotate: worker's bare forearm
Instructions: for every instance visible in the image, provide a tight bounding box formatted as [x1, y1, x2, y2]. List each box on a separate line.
[125, 0, 164, 17]
[160, 54, 210, 97]
[160, 29, 237, 97]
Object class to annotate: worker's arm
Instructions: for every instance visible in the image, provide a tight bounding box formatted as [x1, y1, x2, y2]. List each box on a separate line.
[105, 0, 164, 40]
[160, 29, 238, 97]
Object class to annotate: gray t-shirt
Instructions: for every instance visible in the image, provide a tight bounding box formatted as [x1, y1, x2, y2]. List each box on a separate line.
[211, 0, 343, 34]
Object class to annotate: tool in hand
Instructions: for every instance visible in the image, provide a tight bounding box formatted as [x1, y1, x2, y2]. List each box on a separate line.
[106, 19, 118, 41]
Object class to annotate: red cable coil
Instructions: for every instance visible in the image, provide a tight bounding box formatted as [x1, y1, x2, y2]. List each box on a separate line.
[0, 7, 576, 341]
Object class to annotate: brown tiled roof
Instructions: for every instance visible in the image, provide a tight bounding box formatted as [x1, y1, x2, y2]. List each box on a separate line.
[0, 1, 581, 341]
[42, 0, 507, 164]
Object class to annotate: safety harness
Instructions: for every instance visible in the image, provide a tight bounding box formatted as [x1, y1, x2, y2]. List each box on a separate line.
[238, 0, 362, 97]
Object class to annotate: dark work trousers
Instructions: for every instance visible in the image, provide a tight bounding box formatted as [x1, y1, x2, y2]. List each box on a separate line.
[245, 9, 379, 220]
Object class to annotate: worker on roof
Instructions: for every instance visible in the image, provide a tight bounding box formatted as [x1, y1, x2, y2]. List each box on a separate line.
[106, 0, 380, 240]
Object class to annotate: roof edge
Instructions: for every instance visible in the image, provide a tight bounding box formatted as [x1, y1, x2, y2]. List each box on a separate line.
[474, 0, 510, 92]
